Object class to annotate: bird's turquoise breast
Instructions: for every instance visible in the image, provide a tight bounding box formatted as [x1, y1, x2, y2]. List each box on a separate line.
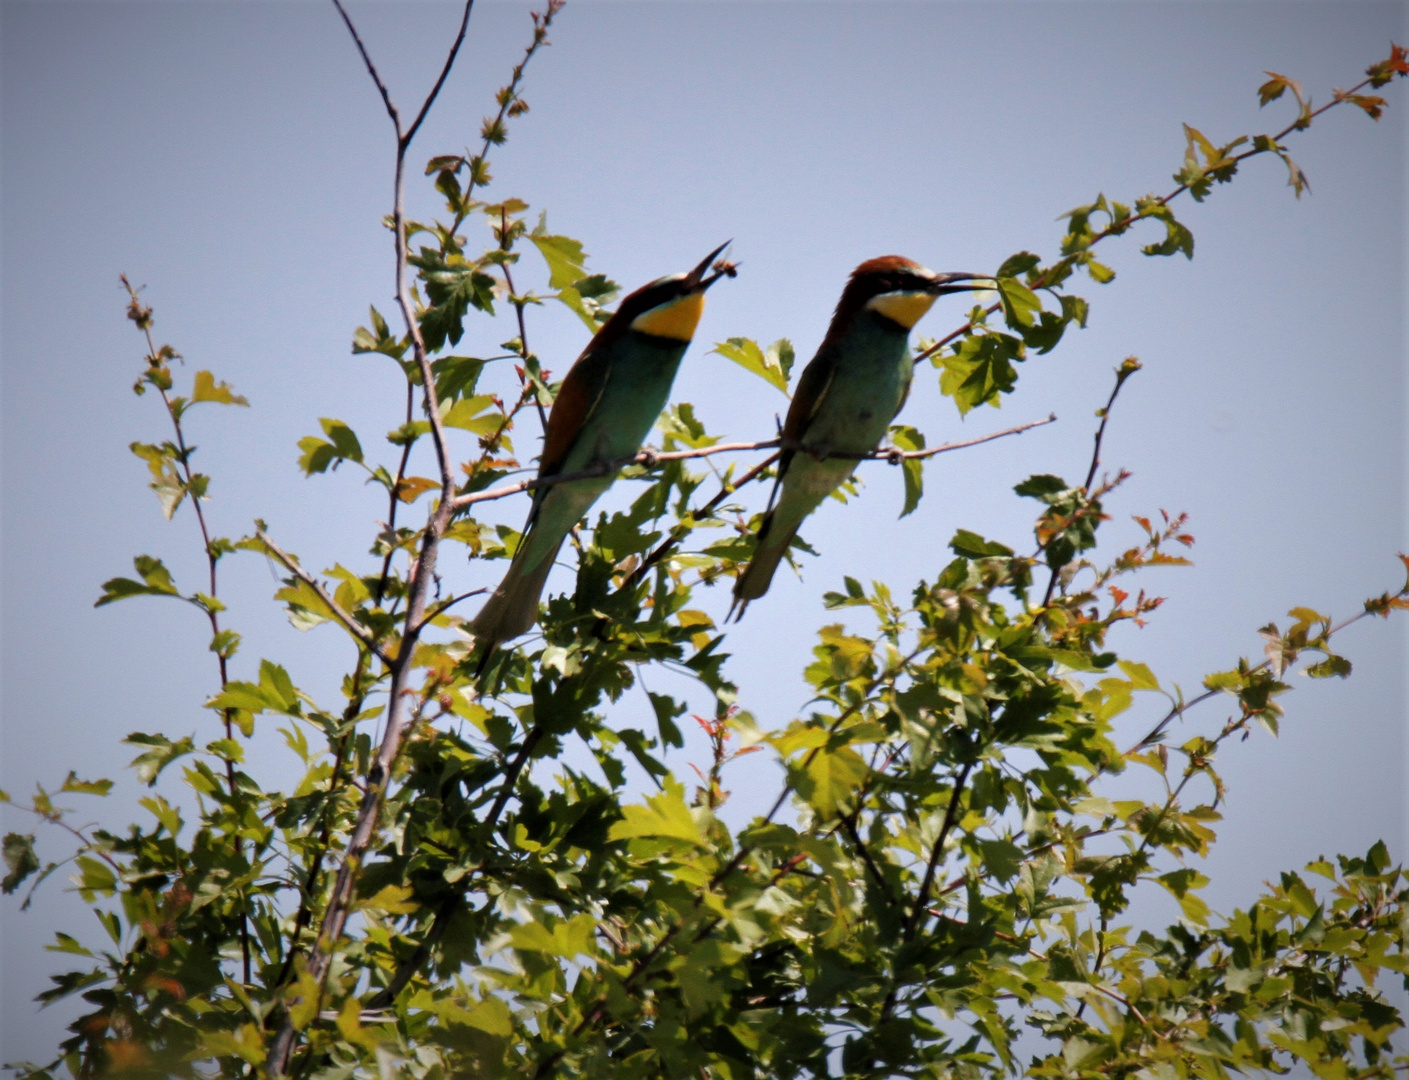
[805, 315, 913, 453]
[563, 333, 688, 470]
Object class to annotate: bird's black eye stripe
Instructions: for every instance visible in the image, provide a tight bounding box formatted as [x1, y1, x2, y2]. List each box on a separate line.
[862, 270, 929, 299]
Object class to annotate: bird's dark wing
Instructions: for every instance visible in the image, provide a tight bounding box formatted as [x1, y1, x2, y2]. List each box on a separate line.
[530, 346, 612, 521]
[892, 375, 912, 421]
[776, 346, 837, 481]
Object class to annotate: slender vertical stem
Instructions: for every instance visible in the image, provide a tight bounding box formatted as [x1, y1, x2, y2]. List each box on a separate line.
[267, 3, 475, 1072]
[1041, 360, 1138, 607]
[375, 382, 417, 604]
[121, 276, 251, 984]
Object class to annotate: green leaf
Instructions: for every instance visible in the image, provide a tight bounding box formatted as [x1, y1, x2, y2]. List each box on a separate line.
[509, 912, 598, 960]
[938, 332, 1022, 415]
[274, 579, 335, 630]
[608, 779, 703, 846]
[647, 692, 686, 749]
[530, 223, 589, 289]
[259, 660, 300, 712]
[949, 529, 1014, 558]
[442, 394, 502, 435]
[352, 304, 407, 359]
[46, 932, 94, 958]
[58, 773, 112, 797]
[996, 251, 1041, 278]
[411, 250, 497, 352]
[126, 732, 196, 785]
[658, 402, 717, 450]
[997, 277, 1041, 328]
[297, 437, 336, 475]
[95, 555, 180, 606]
[712, 337, 793, 395]
[319, 418, 363, 463]
[74, 854, 116, 897]
[191, 370, 248, 406]
[1117, 660, 1160, 691]
[432, 355, 485, 402]
[1304, 654, 1351, 678]
[889, 425, 925, 517]
[2, 833, 39, 894]
[410, 990, 514, 1038]
[795, 743, 868, 819]
[207, 681, 273, 715]
[556, 274, 619, 330]
[1014, 474, 1070, 500]
[128, 441, 187, 518]
[1085, 258, 1115, 283]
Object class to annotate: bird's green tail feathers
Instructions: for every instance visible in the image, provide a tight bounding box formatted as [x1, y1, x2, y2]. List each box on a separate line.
[729, 508, 800, 619]
[471, 538, 563, 656]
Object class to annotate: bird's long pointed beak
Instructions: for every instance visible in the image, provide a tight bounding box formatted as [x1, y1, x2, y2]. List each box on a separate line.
[929, 272, 996, 296]
[685, 240, 734, 291]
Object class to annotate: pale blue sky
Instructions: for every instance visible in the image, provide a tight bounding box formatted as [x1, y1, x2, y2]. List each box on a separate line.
[2, 0, 1406, 1065]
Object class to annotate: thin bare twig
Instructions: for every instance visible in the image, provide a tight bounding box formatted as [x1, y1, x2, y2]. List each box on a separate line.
[902, 759, 975, 944]
[1042, 363, 1137, 606]
[401, 1, 477, 150]
[500, 210, 550, 431]
[1084, 359, 1139, 493]
[375, 382, 418, 605]
[330, 0, 399, 126]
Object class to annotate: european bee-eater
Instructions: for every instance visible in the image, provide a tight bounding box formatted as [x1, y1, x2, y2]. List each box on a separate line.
[472, 242, 733, 654]
[730, 256, 988, 616]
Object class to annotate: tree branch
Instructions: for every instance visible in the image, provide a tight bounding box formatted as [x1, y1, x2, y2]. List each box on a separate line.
[1042, 362, 1137, 606]
[1083, 359, 1139, 493]
[913, 68, 1395, 371]
[119, 275, 251, 981]
[902, 759, 974, 943]
[451, 414, 1057, 512]
[329, 0, 399, 128]
[401, 0, 476, 150]
[268, 3, 478, 1071]
[254, 526, 391, 663]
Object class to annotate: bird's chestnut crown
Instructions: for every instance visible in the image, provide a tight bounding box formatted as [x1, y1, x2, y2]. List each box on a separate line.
[852, 256, 989, 330]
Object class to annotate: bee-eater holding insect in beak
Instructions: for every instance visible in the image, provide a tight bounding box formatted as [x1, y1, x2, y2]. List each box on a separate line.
[730, 256, 989, 618]
[473, 242, 735, 657]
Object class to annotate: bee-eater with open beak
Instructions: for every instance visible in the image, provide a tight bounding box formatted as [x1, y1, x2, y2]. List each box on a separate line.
[473, 242, 734, 655]
[730, 256, 989, 617]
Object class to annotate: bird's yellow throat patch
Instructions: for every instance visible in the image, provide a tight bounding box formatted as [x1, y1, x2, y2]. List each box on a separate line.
[631, 291, 705, 341]
[866, 290, 937, 329]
